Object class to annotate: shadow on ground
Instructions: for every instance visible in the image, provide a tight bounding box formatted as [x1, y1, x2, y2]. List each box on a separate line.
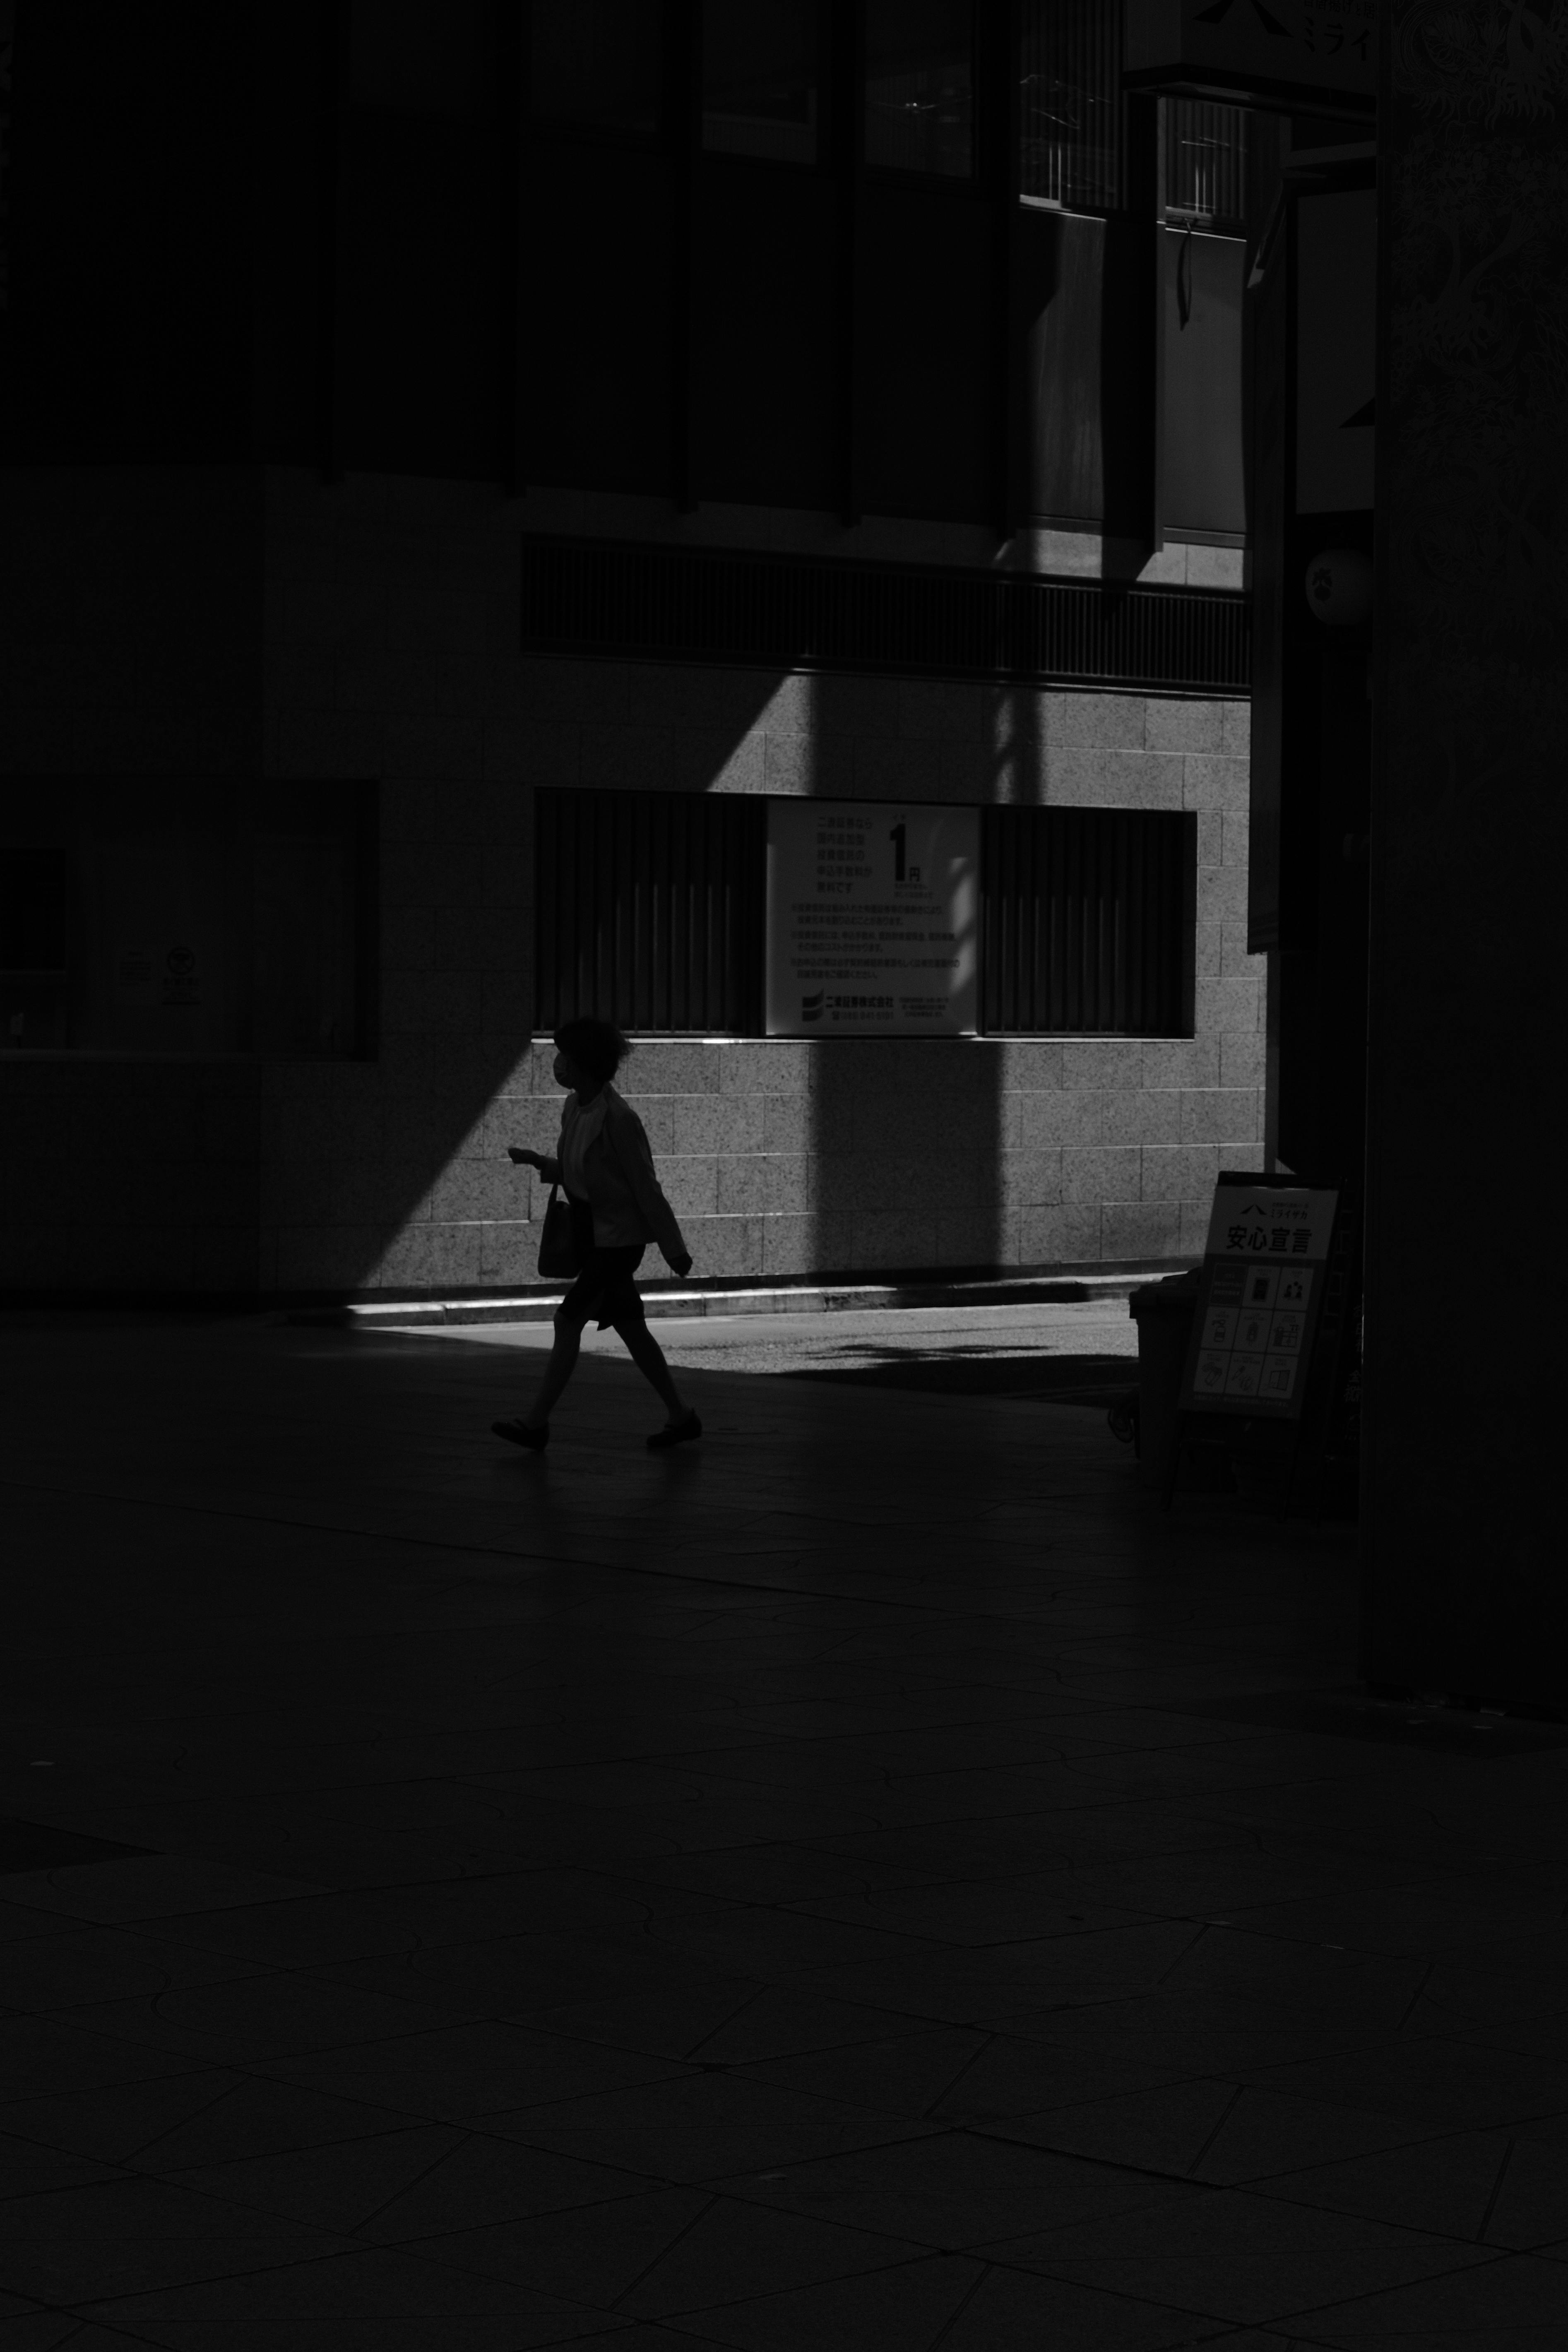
[785, 1349, 1137, 1405]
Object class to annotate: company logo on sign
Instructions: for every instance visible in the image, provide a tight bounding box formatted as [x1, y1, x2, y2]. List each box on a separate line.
[801, 991, 824, 1024]
[161, 945, 202, 1008]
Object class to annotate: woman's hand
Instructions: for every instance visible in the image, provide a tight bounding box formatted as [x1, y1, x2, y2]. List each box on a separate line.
[669, 1252, 693, 1279]
[507, 1147, 541, 1169]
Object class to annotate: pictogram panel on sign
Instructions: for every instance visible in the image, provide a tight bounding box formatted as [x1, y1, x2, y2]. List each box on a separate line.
[1182, 1181, 1339, 1420]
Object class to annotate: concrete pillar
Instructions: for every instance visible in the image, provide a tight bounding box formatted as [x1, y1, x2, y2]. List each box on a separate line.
[1362, 3, 1568, 1704]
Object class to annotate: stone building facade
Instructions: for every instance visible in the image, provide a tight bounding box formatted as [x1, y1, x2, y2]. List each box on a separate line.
[0, 7, 1268, 1303]
[1, 464, 1258, 1301]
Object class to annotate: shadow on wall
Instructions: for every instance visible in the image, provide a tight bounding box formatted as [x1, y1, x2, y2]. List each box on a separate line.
[791, 676, 1051, 1281]
[0, 468, 276, 1303]
[266, 1039, 530, 1303]
[301, 659, 798, 1302]
[1014, 204, 1154, 582]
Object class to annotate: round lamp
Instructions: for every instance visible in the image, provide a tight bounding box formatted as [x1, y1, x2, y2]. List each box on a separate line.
[1303, 548, 1373, 627]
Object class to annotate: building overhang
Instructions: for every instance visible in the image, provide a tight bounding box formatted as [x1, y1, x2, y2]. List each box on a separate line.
[1124, 0, 1376, 117]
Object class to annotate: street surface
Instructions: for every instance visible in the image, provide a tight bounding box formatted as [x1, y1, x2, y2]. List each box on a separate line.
[1, 1315, 1559, 2343]
[387, 1299, 1140, 1403]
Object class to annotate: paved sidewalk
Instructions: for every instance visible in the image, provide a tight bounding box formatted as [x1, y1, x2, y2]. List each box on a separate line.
[2, 1315, 1566, 2347]
[389, 1297, 1141, 1402]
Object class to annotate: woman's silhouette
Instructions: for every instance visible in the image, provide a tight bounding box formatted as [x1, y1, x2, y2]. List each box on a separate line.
[493, 1018, 699, 1452]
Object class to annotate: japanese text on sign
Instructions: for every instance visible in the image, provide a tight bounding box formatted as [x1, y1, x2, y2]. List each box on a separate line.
[765, 801, 979, 1037]
[1184, 1182, 1339, 1420]
[1203, 1186, 1333, 1264]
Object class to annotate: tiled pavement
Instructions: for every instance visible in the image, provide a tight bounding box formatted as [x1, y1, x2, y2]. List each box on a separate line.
[2, 1314, 1567, 2349]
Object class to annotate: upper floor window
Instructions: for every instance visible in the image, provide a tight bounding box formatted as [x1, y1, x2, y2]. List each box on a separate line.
[530, 0, 662, 136]
[865, 0, 974, 180]
[1018, 0, 1123, 213]
[1164, 99, 1250, 230]
[703, 0, 819, 164]
[535, 789, 1195, 1041]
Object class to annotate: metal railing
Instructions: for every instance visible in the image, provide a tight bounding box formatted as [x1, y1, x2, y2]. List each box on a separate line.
[522, 540, 1250, 697]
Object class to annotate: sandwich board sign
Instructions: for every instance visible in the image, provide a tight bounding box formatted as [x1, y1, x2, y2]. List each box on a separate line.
[1181, 1177, 1340, 1419]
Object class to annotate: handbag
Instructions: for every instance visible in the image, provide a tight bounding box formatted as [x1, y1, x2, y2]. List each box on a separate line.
[536, 1183, 581, 1281]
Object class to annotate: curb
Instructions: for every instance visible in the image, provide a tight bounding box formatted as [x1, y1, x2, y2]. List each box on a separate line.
[292, 1266, 1193, 1332]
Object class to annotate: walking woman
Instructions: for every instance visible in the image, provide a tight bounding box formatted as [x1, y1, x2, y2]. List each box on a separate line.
[493, 1019, 701, 1453]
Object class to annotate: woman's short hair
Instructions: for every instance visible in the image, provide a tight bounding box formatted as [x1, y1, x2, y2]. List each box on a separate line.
[553, 1017, 631, 1085]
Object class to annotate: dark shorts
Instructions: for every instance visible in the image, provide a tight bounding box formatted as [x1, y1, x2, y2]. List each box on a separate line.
[557, 1197, 646, 1332]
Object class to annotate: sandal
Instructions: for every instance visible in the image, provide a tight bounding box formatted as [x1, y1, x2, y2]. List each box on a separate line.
[493, 1419, 548, 1451]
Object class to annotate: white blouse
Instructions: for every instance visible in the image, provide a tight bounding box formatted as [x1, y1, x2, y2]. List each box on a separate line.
[559, 1091, 607, 1198]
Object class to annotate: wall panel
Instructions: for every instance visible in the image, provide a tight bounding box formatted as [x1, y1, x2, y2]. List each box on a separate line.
[334, 112, 502, 480]
[857, 185, 994, 524]
[691, 163, 837, 510]
[523, 147, 674, 497]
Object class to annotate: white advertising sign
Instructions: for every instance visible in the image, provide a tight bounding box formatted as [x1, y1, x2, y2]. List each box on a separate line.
[764, 801, 979, 1037]
[1201, 1183, 1338, 1267]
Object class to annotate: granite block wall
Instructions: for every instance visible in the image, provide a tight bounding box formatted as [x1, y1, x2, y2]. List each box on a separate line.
[2, 464, 1261, 1296]
[494, 1022, 1261, 1286]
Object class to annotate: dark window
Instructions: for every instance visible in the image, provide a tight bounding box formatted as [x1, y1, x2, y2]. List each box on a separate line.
[529, 0, 662, 134]
[536, 789, 767, 1035]
[1164, 99, 1249, 229]
[1018, 0, 1122, 213]
[981, 806, 1194, 1035]
[333, 111, 501, 480]
[703, 0, 818, 164]
[692, 164, 838, 506]
[0, 784, 375, 1058]
[865, 0, 973, 179]
[347, 0, 494, 113]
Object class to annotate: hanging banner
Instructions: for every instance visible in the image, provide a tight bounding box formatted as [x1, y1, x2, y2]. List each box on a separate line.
[765, 800, 979, 1038]
[1181, 1178, 1340, 1419]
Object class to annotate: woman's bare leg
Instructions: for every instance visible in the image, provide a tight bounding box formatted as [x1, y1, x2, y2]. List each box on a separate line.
[523, 1315, 584, 1428]
[614, 1315, 689, 1424]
